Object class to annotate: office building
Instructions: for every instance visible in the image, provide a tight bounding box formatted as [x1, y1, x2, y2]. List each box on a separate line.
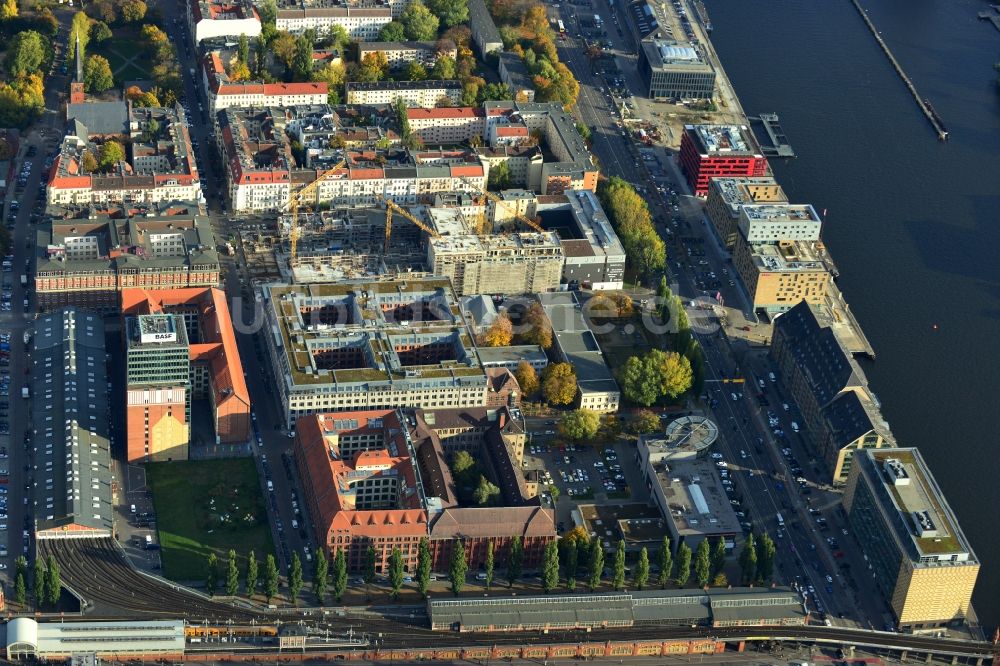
[538, 292, 620, 412]
[35, 202, 220, 314]
[425, 206, 564, 296]
[732, 239, 831, 313]
[260, 277, 491, 431]
[638, 39, 715, 101]
[187, 0, 261, 43]
[47, 105, 200, 206]
[468, 0, 502, 57]
[30, 309, 113, 539]
[345, 80, 463, 107]
[705, 177, 787, 249]
[357, 40, 457, 71]
[477, 345, 548, 372]
[678, 124, 767, 196]
[771, 301, 893, 483]
[561, 189, 626, 290]
[843, 449, 979, 630]
[737, 204, 822, 243]
[122, 287, 250, 462]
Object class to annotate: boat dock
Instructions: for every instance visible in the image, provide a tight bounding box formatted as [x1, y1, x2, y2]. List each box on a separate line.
[850, 0, 949, 140]
[752, 113, 796, 157]
[978, 7, 1000, 33]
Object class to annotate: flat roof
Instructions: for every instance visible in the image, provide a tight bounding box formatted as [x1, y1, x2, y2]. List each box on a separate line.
[538, 293, 619, 394]
[709, 177, 787, 214]
[861, 448, 977, 563]
[652, 458, 741, 538]
[641, 415, 719, 458]
[477, 345, 548, 366]
[685, 124, 761, 157]
[641, 39, 713, 72]
[749, 240, 829, 273]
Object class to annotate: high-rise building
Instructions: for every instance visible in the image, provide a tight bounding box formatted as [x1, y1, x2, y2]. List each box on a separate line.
[122, 288, 250, 462]
[678, 125, 767, 197]
[843, 448, 979, 630]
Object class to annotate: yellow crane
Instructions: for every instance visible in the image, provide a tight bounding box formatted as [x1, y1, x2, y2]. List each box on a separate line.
[287, 158, 347, 263]
[380, 196, 440, 254]
[461, 177, 547, 235]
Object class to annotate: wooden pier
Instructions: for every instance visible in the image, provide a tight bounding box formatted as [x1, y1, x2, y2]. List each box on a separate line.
[978, 8, 1000, 33]
[850, 0, 949, 140]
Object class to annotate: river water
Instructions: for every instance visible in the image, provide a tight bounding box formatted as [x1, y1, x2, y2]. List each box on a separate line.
[704, 0, 1000, 630]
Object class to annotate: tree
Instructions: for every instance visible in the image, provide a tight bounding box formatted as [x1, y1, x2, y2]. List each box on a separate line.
[97, 141, 124, 171]
[542, 541, 560, 593]
[271, 31, 298, 69]
[518, 301, 552, 349]
[229, 61, 252, 82]
[472, 476, 500, 506]
[587, 539, 604, 591]
[90, 0, 116, 23]
[205, 553, 218, 596]
[487, 160, 511, 190]
[575, 121, 591, 142]
[264, 554, 280, 603]
[484, 540, 495, 590]
[712, 572, 729, 587]
[694, 540, 711, 588]
[739, 533, 757, 585]
[656, 537, 673, 589]
[34, 558, 46, 608]
[119, 0, 146, 22]
[450, 449, 477, 486]
[478, 82, 513, 103]
[225, 549, 240, 597]
[634, 547, 650, 590]
[314, 551, 328, 603]
[478, 313, 513, 347]
[610, 539, 626, 591]
[69, 12, 91, 64]
[547, 484, 560, 502]
[559, 409, 600, 442]
[655, 350, 693, 399]
[363, 545, 377, 586]
[757, 533, 776, 583]
[631, 409, 661, 434]
[379, 20, 406, 42]
[426, 0, 467, 27]
[83, 55, 114, 94]
[405, 59, 428, 82]
[430, 55, 456, 80]
[400, 0, 439, 41]
[293, 33, 314, 81]
[565, 538, 578, 590]
[140, 23, 168, 51]
[449, 540, 467, 595]
[388, 547, 404, 598]
[7, 31, 47, 77]
[541, 362, 577, 406]
[313, 60, 346, 89]
[506, 535, 523, 587]
[620, 355, 659, 407]
[674, 543, 692, 587]
[0, 0, 18, 21]
[14, 573, 26, 606]
[245, 550, 259, 597]
[327, 24, 350, 51]
[416, 537, 432, 597]
[45, 556, 60, 606]
[237, 33, 250, 64]
[656, 276, 673, 323]
[331, 549, 348, 602]
[514, 360, 539, 397]
[610, 292, 633, 318]
[90, 20, 112, 42]
[711, 538, 726, 577]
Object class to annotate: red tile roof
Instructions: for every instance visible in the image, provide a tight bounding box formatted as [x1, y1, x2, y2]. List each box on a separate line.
[406, 107, 484, 121]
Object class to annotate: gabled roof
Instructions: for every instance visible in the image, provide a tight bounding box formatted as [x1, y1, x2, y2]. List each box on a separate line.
[428, 506, 555, 539]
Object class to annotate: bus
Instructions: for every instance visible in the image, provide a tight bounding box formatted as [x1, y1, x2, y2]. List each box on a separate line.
[776, 513, 785, 528]
[557, 19, 566, 36]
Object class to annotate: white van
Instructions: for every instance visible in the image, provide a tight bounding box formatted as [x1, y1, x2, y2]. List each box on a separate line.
[291, 519, 299, 530]
[266, 480, 274, 492]
[791, 422, 800, 433]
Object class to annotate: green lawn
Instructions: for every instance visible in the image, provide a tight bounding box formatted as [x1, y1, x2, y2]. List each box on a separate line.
[146, 458, 275, 582]
[94, 39, 151, 83]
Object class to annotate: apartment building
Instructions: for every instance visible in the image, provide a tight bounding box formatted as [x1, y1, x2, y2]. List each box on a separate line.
[467, 0, 502, 57]
[678, 124, 768, 196]
[201, 52, 328, 111]
[276, 4, 391, 38]
[345, 80, 463, 107]
[498, 52, 536, 103]
[47, 105, 200, 206]
[187, 0, 261, 42]
[405, 107, 486, 145]
[705, 177, 787, 249]
[424, 206, 564, 296]
[843, 449, 979, 630]
[260, 277, 491, 431]
[737, 204, 822, 243]
[358, 40, 456, 71]
[35, 202, 220, 313]
[217, 107, 293, 212]
[771, 301, 893, 483]
[282, 104, 401, 167]
[732, 239, 831, 313]
[121, 287, 250, 463]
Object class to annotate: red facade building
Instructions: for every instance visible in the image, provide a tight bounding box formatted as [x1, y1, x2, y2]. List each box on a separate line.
[679, 124, 768, 196]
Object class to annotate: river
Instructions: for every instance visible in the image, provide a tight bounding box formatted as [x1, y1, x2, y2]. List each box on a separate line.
[704, 0, 1000, 630]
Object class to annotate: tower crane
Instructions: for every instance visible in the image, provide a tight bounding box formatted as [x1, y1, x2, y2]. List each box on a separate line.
[379, 196, 440, 254]
[460, 177, 547, 234]
[286, 158, 347, 263]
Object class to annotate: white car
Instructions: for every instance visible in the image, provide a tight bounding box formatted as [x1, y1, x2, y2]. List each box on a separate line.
[710, 453, 723, 459]
[715, 461, 728, 468]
